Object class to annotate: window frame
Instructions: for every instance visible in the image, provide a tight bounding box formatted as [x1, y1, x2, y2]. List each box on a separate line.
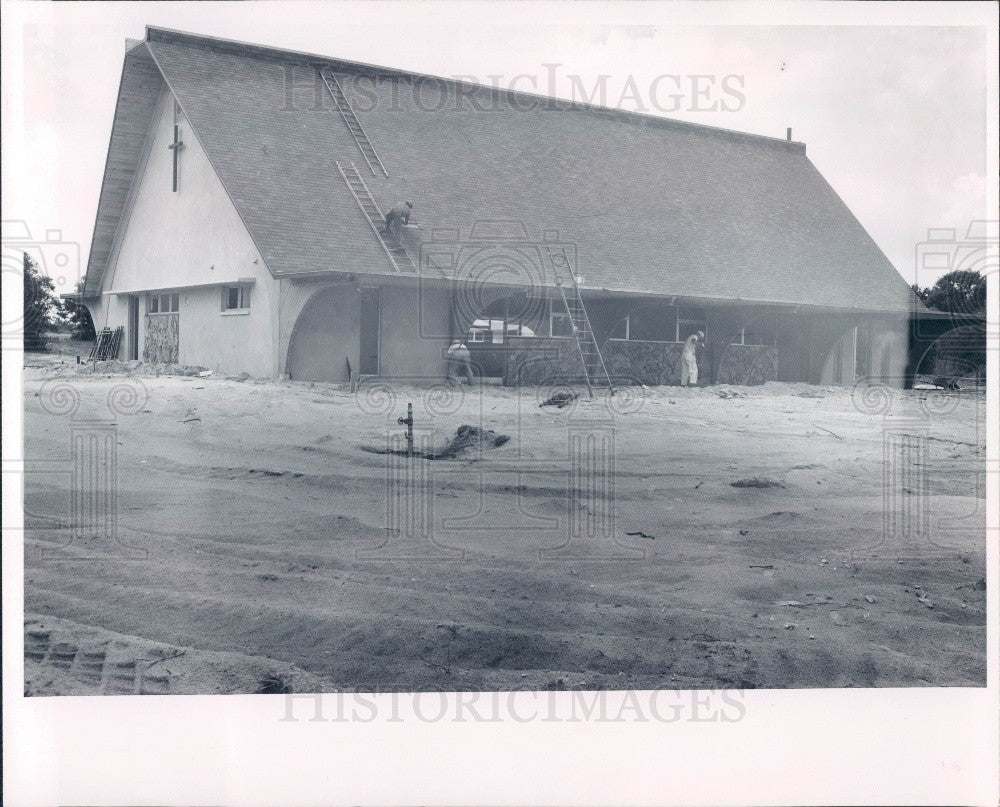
[677, 307, 707, 344]
[607, 315, 631, 341]
[221, 285, 251, 313]
[147, 292, 179, 315]
[607, 304, 684, 344]
[547, 299, 573, 339]
[730, 317, 777, 347]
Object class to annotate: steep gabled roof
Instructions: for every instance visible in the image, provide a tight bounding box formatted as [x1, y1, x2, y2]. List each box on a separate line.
[86, 26, 917, 312]
[83, 44, 165, 297]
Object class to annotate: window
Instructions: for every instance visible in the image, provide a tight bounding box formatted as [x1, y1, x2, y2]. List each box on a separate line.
[629, 305, 679, 342]
[608, 316, 629, 340]
[548, 300, 573, 337]
[608, 303, 679, 343]
[222, 285, 251, 311]
[731, 317, 777, 347]
[678, 306, 706, 342]
[147, 292, 179, 314]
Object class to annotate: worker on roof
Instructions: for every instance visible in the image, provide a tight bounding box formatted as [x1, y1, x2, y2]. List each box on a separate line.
[680, 330, 704, 386]
[382, 201, 413, 242]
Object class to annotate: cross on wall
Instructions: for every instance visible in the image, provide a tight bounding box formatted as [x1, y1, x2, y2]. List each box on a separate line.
[167, 124, 184, 192]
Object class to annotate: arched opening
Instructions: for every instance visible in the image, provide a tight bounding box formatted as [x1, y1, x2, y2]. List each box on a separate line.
[285, 285, 361, 382]
[913, 324, 986, 387]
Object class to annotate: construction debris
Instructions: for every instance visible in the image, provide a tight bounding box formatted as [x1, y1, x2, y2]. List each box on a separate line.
[540, 392, 579, 409]
[362, 425, 509, 460]
[730, 477, 784, 489]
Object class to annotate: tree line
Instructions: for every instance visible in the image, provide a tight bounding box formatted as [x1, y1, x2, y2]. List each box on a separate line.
[910, 269, 986, 317]
[23, 252, 95, 352]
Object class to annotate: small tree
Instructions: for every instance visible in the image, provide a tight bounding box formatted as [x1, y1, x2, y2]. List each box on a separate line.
[64, 277, 96, 341]
[23, 252, 60, 352]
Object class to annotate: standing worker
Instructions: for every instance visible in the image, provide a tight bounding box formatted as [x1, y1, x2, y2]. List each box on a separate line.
[446, 339, 475, 386]
[382, 201, 413, 242]
[680, 330, 704, 386]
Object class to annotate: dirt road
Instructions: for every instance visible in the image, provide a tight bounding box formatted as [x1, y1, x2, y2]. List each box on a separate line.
[22, 350, 987, 694]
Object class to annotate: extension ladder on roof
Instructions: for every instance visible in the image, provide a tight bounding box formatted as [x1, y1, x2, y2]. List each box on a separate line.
[321, 71, 388, 178]
[336, 160, 417, 274]
[547, 247, 614, 398]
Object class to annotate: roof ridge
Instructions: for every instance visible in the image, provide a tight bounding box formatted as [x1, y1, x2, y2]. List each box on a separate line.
[144, 25, 806, 153]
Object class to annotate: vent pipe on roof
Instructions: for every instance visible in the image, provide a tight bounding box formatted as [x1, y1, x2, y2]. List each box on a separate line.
[786, 127, 792, 141]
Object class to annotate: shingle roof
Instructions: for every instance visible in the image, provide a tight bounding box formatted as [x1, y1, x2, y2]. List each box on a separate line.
[87, 26, 917, 312]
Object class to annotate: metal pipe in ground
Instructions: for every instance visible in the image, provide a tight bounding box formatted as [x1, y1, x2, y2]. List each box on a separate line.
[397, 402, 414, 455]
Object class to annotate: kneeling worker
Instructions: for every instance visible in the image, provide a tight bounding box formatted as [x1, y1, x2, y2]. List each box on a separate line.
[446, 340, 475, 386]
[382, 201, 413, 242]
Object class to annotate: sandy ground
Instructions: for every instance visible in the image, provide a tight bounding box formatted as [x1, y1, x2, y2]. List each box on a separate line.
[22, 344, 987, 694]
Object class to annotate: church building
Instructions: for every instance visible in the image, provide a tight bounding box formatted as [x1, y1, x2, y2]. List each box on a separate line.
[79, 27, 918, 387]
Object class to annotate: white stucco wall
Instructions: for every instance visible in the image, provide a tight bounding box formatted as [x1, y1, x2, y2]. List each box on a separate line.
[97, 87, 277, 376]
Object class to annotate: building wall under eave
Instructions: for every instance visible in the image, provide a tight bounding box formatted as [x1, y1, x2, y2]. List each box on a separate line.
[179, 284, 275, 375]
[377, 283, 451, 380]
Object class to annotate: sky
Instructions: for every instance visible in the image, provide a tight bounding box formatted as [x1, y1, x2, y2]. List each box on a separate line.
[2, 2, 995, 300]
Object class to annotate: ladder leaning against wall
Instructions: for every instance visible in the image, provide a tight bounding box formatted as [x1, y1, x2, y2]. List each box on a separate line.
[545, 246, 614, 397]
